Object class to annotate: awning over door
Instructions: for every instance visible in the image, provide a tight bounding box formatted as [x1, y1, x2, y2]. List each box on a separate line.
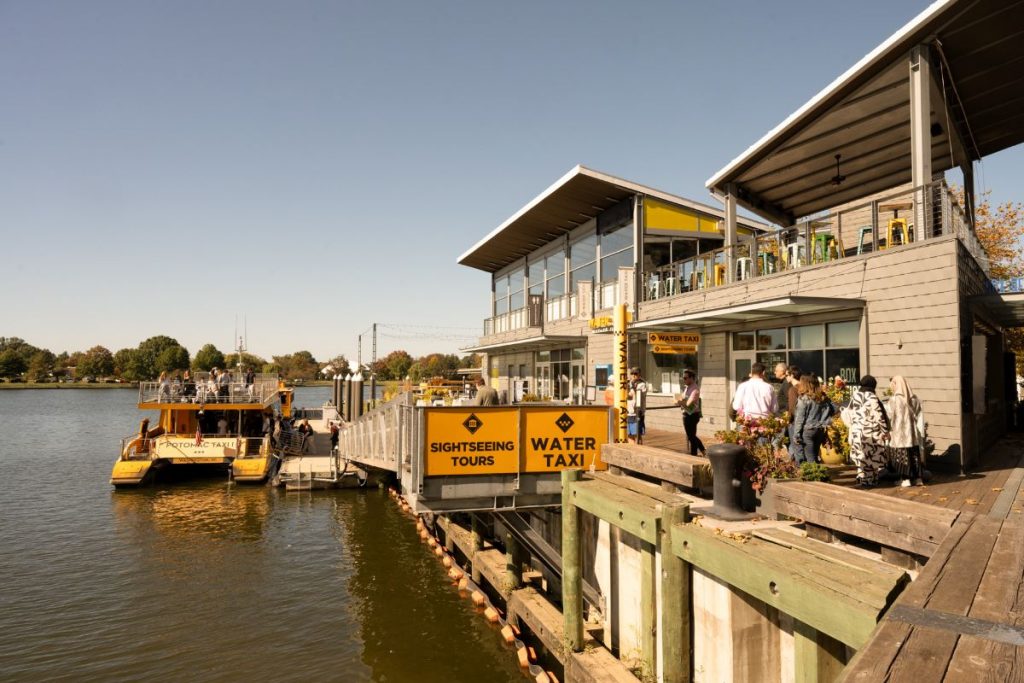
[631, 296, 865, 331]
[462, 335, 586, 354]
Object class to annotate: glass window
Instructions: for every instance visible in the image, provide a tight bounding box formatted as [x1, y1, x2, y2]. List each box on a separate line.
[671, 238, 698, 262]
[600, 223, 633, 254]
[570, 234, 597, 269]
[826, 349, 860, 383]
[508, 268, 524, 294]
[572, 348, 584, 360]
[733, 331, 755, 351]
[546, 250, 565, 276]
[510, 290, 524, 310]
[536, 351, 550, 362]
[790, 324, 825, 350]
[643, 239, 671, 271]
[756, 351, 787, 376]
[570, 262, 596, 288]
[828, 321, 860, 347]
[494, 295, 508, 315]
[756, 328, 786, 350]
[788, 350, 824, 381]
[527, 260, 543, 295]
[600, 248, 633, 282]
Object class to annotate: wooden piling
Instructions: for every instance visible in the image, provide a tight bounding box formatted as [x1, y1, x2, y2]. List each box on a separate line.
[471, 514, 484, 584]
[562, 469, 583, 653]
[659, 503, 691, 683]
[505, 530, 522, 592]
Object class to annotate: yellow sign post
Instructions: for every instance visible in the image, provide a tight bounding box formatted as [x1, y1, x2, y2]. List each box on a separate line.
[424, 408, 520, 476]
[613, 304, 629, 442]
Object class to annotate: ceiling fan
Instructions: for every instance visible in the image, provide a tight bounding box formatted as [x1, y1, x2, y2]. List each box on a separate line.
[831, 153, 846, 186]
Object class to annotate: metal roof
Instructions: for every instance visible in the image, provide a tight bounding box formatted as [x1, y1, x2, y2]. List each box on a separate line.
[461, 334, 587, 354]
[459, 165, 767, 273]
[706, 0, 1024, 224]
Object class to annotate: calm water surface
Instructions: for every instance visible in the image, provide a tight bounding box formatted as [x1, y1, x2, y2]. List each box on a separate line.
[0, 388, 522, 682]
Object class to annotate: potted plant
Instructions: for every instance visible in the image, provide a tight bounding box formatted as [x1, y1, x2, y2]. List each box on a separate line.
[821, 377, 852, 464]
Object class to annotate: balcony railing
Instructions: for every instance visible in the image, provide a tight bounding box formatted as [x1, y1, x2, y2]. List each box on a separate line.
[484, 307, 530, 336]
[139, 372, 280, 405]
[641, 179, 981, 302]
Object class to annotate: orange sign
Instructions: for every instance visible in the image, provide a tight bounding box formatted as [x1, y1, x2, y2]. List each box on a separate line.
[521, 407, 610, 472]
[424, 408, 519, 476]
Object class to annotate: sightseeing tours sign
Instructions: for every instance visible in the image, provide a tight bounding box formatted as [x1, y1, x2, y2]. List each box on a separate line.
[422, 406, 611, 476]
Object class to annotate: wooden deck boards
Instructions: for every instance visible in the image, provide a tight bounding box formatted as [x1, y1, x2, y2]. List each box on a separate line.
[840, 513, 1024, 681]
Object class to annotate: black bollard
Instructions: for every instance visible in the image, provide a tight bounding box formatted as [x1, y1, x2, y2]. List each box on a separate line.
[705, 443, 751, 520]
[343, 375, 351, 422]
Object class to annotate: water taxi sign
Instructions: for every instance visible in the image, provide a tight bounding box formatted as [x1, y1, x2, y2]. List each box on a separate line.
[522, 407, 609, 472]
[424, 408, 520, 476]
[648, 332, 700, 345]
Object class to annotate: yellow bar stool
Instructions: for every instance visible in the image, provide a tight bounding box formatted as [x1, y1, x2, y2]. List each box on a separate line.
[887, 218, 910, 247]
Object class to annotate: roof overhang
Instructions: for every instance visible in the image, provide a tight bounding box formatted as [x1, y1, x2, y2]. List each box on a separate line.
[461, 334, 587, 354]
[972, 292, 1024, 328]
[459, 165, 767, 273]
[707, 0, 1024, 222]
[631, 296, 865, 331]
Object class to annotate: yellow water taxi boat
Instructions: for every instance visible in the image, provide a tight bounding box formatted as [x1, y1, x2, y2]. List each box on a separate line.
[111, 371, 293, 487]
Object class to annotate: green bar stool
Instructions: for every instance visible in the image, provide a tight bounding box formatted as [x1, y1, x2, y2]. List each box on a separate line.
[811, 233, 832, 262]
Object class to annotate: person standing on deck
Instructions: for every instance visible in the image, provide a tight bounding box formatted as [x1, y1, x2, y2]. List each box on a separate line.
[731, 363, 777, 419]
[473, 376, 499, 406]
[628, 368, 648, 445]
[792, 375, 834, 464]
[849, 375, 890, 488]
[888, 375, 926, 487]
[676, 369, 705, 456]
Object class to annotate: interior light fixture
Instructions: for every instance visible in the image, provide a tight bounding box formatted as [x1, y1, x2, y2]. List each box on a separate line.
[831, 154, 846, 186]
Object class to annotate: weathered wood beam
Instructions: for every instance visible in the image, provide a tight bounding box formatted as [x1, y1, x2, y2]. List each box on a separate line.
[794, 620, 846, 683]
[471, 514, 484, 583]
[562, 468, 584, 653]
[672, 524, 885, 648]
[640, 540, 656, 681]
[568, 476, 662, 545]
[660, 504, 691, 683]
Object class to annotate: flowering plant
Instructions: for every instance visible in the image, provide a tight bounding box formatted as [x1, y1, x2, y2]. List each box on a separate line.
[823, 376, 851, 406]
[824, 414, 851, 460]
[716, 412, 797, 493]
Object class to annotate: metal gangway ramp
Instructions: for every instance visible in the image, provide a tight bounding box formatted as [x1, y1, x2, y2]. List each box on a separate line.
[336, 392, 613, 514]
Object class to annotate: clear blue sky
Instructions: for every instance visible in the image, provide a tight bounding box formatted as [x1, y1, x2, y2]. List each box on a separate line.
[2, 0, 1020, 363]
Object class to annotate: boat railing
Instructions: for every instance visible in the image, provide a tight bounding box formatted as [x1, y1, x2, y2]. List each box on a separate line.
[138, 374, 280, 404]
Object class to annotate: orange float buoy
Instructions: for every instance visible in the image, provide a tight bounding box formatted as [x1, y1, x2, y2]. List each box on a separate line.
[442, 555, 453, 568]
[458, 577, 469, 592]
[515, 641, 530, 668]
[471, 590, 486, 607]
[427, 537, 437, 548]
[484, 606, 500, 623]
[448, 567, 463, 581]
[419, 529, 429, 540]
[416, 520, 424, 531]
[434, 546, 444, 557]
[500, 624, 515, 644]
[529, 665, 546, 683]
[546, 671, 559, 683]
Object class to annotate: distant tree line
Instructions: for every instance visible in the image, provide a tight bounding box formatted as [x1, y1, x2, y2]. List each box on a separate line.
[0, 336, 481, 383]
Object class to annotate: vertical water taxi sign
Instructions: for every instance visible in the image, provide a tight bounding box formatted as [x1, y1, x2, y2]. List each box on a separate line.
[613, 304, 628, 442]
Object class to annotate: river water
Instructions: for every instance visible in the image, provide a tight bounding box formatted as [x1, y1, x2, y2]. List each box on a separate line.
[0, 388, 522, 682]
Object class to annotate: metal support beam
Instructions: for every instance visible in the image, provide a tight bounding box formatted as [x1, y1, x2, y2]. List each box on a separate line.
[724, 187, 738, 282]
[910, 44, 933, 236]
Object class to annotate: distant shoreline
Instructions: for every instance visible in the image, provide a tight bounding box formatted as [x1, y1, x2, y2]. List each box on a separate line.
[0, 383, 136, 390]
[0, 380, 334, 390]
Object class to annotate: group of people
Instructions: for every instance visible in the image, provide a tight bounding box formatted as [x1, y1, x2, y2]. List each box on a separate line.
[156, 367, 258, 402]
[726, 361, 927, 488]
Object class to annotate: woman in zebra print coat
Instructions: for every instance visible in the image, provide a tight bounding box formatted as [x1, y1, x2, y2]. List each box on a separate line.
[849, 375, 890, 487]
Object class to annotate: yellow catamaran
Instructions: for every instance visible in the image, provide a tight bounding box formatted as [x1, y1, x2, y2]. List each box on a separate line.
[111, 371, 293, 486]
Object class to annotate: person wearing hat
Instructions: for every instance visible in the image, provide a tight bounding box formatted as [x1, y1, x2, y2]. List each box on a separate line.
[628, 367, 648, 445]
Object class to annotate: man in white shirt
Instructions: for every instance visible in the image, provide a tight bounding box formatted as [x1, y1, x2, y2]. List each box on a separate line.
[732, 363, 778, 418]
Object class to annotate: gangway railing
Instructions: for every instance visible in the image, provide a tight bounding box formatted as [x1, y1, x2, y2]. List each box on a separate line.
[337, 392, 614, 513]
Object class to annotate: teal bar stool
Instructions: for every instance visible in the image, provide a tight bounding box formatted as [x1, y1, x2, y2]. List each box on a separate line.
[856, 226, 873, 254]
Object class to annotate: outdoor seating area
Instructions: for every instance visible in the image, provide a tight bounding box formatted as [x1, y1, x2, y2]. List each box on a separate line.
[640, 179, 981, 302]
[138, 372, 279, 405]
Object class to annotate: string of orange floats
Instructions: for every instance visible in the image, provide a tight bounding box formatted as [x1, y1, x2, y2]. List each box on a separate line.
[389, 487, 558, 683]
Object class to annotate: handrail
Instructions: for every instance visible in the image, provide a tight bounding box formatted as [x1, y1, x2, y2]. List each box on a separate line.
[138, 376, 280, 404]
